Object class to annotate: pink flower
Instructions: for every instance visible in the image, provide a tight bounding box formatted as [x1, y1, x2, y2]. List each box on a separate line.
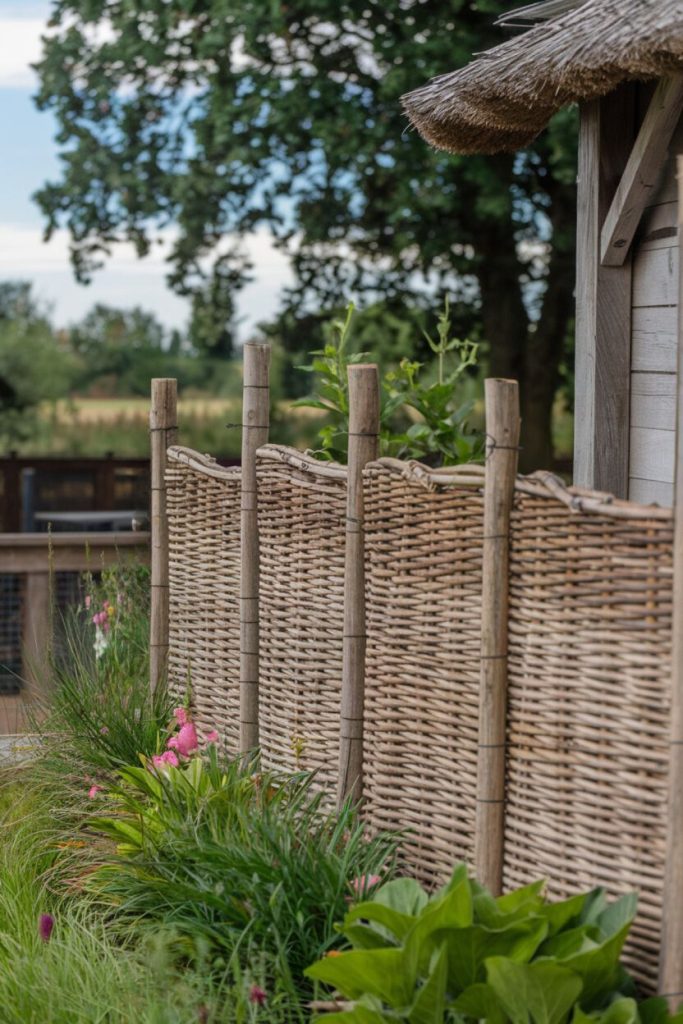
[39, 914, 54, 942]
[204, 730, 219, 745]
[249, 984, 267, 1006]
[173, 722, 198, 757]
[151, 750, 180, 772]
[99, 725, 109, 736]
[350, 874, 381, 895]
[173, 707, 188, 726]
[167, 736, 179, 750]
[88, 785, 102, 799]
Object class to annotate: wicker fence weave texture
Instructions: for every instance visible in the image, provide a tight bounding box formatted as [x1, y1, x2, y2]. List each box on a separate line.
[256, 446, 347, 790]
[164, 442, 675, 991]
[362, 460, 486, 885]
[166, 447, 242, 751]
[503, 484, 673, 990]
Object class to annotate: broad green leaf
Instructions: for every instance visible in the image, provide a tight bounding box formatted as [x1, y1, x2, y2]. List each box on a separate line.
[442, 918, 549, 990]
[454, 982, 507, 1024]
[542, 893, 591, 937]
[595, 894, 637, 940]
[560, 923, 632, 1006]
[344, 902, 417, 943]
[538, 925, 599, 960]
[372, 878, 429, 917]
[405, 873, 474, 972]
[306, 948, 415, 1006]
[495, 880, 545, 917]
[344, 923, 395, 950]
[317, 1010, 392, 1024]
[640, 997, 683, 1024]
[486, 957, 583, 1024]
[408, 943, 448, 1024]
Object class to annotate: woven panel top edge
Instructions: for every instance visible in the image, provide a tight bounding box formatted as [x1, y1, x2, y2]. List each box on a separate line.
[364, 458, 486, 492]
[257, 443, 347, 481]
[517, 472, 673, 524]
[167, 445, 240, 481]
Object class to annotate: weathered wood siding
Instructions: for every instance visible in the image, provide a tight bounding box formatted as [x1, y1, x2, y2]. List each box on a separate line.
[628, 116, 682, 507]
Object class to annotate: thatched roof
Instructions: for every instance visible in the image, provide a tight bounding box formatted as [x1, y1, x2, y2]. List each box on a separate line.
[402, 0, 683, 155]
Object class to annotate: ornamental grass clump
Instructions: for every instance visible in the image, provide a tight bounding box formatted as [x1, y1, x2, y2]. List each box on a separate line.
[87, 739, 398, 1008]
[38, 563, 174, 778]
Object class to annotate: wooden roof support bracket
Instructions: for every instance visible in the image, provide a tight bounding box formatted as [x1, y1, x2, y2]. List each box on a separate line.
[600, 73, 683, 267]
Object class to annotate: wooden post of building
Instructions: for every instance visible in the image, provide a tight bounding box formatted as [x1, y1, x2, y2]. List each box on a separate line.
[239, 342, 270, 755]
[659, 156, 683, 1005]
[475, 378, 520, 895]
[149, 378, 177, 693]
[337, 364, 380, 808]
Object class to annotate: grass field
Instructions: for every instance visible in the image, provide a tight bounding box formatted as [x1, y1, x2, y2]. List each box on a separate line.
[16, 396, 320, 458]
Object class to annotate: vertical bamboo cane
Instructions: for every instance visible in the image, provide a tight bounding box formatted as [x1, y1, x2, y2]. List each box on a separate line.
[239, 342, 270, 755]
[337, 364, 380, 807]
[149, 378, 178, 693]
[659, 156, 683, 1005]
[475, 378, 520, 895]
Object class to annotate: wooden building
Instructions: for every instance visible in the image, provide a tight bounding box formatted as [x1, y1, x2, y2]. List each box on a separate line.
[403, 0, 683, 505]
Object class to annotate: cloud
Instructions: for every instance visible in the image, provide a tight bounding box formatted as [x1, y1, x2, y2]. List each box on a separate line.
[0, 222, 293, 336]
[0, 18, 45, 88]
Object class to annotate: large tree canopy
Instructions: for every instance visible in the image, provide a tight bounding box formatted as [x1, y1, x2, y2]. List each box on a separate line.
[34, 0, 578, 466]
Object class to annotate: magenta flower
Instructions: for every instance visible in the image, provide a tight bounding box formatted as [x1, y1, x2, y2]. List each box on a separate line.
[204, 730, 219, 745]
[88, 784, 102, 799]
[173, 707, 188, 726]
[249, 984, 267, 1006]
[172, 722, 198, 757]
[350, 874, 381, 895]
[39, 914, 54, 942]
[151, 750, 180, 772]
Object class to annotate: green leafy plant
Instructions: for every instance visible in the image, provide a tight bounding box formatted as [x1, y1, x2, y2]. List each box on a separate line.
[295, 301, 482, 466]
[87, 753, 398, 1009]
[305, 864, 677, 1024]
[39, 563, 173, 776]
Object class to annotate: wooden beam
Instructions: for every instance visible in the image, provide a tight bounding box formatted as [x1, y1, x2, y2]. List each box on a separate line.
[574, 85, 636, 496]
[601, 74, 683, 267]
[0, 532, 149, 574]
[659, 154, 683, 1005]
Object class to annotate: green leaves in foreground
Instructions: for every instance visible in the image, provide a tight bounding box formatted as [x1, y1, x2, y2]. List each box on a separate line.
[305, 864, 675, 1024]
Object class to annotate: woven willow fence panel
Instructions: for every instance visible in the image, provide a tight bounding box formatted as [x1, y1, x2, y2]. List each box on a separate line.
[362, 460, 486, 885]
[256, 446, 347, 791]
[166, 447, 241, 751]
[503, 479, 673, 990]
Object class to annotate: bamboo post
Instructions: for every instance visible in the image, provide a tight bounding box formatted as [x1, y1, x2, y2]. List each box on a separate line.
[475, 378, 520, 895]
[337, 364, 380, 807]
[149, 378, 178, 693]
[659, 156, 683, 1006]
[239, 342, 271, 755]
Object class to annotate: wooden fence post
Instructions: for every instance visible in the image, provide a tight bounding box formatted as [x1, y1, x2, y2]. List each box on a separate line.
[337, 364, 380, 807]
[475, 378, 520, 894]
[239, 342, 270, 755]
[659, 156, 683, 1005]
[149, 378, 178, 694]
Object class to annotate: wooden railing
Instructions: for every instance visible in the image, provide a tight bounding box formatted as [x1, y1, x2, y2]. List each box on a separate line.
[0, 532, 149, 714]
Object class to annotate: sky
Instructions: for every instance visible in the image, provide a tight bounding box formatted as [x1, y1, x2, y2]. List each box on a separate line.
[0, 1, 292, 338]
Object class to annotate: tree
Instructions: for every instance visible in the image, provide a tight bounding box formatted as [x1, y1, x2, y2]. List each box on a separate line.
[34, 0, 578, 467]
[0, 282, 74, 447]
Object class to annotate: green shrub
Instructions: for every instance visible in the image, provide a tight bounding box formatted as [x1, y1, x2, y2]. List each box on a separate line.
[87, 751, 398, 1011]
[306, 864, 681, 1024]
[294, 300, 482, 466]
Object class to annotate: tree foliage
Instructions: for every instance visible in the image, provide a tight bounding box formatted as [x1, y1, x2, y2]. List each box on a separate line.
[34, 0, 579, 466]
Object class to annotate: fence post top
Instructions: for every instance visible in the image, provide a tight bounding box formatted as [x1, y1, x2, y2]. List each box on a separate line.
[150, 378, 178, 429]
